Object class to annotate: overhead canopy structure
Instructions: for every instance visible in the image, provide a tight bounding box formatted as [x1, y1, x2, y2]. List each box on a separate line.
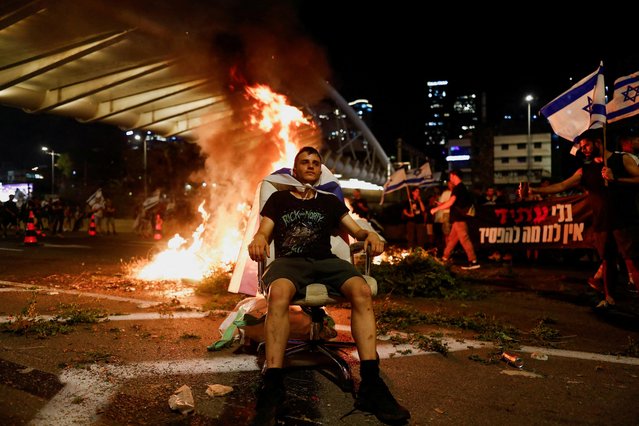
[0, 0, 391, 184]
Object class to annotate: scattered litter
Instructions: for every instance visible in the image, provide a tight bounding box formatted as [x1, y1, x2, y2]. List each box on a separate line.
[434, 407, 445, 414]
[566, 380, 584, 384]
[501, 352, 524, 369]
[206, 384, 233, 397]
[377, 334, 392, 341]
[18, 367, 34, 374]
[500, 370, 543, 378]
[531, 352, 548, 361]
[168, 384, 194, 414]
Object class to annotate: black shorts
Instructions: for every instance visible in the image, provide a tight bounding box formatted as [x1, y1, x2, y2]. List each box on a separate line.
[262, 257, 363, 296]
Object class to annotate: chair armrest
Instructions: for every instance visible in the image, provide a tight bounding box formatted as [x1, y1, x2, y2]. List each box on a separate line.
[349, 242, 371, 276]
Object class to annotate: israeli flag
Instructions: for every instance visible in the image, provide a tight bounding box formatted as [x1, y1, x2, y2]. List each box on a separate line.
[607, 71, 639, 123]
[382, 168, 407, 194]
[540, 62, 606, 143]
[86, 188, 103, 207]
[406, 162, 433, 186]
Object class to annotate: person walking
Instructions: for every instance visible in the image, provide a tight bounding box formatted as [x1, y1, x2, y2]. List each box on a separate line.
[430, 169, 480, 269]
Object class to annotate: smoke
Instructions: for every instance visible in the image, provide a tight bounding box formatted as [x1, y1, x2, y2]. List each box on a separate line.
[12, 0, 332, 260]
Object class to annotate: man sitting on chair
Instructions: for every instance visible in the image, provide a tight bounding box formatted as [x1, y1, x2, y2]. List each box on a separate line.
[248, 146, 410, 425]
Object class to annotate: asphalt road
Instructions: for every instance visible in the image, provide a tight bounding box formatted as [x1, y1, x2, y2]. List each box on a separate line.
[0, 231, 638, 425]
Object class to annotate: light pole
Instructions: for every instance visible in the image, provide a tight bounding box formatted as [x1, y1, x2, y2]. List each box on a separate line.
[525, 94, 534, 182]
[41, 146, 60, 195]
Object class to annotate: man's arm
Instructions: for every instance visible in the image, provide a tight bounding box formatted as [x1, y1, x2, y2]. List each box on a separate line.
[248, 216, 274, 262]
[602, 155, 639, 184]
[530, 169, 582, 195]
[430, 195, 456, 215]
[339, 214, 384, 255]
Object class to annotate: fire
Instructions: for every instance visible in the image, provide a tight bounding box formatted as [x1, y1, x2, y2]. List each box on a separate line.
[131, 84, 310, 282]
[246, 84, 310, 169]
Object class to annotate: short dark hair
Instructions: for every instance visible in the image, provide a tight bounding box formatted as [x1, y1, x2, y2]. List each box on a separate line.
[449, 168, 462, 179]
[294, 146, 322, 164]
[578, 128, 603, 141]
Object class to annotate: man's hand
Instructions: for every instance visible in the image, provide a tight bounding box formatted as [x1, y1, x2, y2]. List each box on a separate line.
[248, 233, 270, 262]
[364, 231, 384, 256]
[601, 166, 614, 181]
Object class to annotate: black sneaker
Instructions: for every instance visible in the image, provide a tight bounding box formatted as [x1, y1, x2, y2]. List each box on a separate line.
[251, 380, 285, 426]
[461, 260, 480, 270]
[355, 377, 410, 425]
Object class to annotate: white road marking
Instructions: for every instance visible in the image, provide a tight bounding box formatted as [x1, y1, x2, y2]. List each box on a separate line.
[0, 280, 164, 308]
[2, 282, 636, 423]
[0, 311, 217, 324]
[30, 356, 260, 426]
[28, 334, 639, 425]
[0, 247, 23, 252]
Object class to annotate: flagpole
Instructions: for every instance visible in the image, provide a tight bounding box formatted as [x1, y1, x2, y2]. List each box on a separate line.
[405, 185, 415, 214]
[603, 123, 608, 167]
[603, 123, 609, 187]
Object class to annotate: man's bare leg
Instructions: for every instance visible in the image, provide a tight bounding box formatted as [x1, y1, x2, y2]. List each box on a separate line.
[341, 277, 377, 360]
[264, 279, 296, 368]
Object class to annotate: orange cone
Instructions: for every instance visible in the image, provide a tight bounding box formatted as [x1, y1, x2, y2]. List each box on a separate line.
[24, 211, 38, 246]
[88, 214, 97, 236]
[153, 214, 163, 240]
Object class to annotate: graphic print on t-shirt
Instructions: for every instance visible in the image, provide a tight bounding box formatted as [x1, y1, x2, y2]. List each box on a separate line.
[280, 208, 325, 256]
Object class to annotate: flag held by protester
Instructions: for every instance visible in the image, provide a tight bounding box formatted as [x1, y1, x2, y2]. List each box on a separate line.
[606, 71, 639, 123]
[379, 168, 407, 205]
[86, 188, 103, 207]
[540, 62, 606, 143]
[406, 162, 433, 186]
[382, 168, 407, 194]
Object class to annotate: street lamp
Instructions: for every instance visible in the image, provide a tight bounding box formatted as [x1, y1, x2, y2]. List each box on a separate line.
[525, 94, 534, 182]
[41, 146, 60, 195]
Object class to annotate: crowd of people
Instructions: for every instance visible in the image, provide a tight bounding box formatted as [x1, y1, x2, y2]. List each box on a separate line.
[0, 192, 121, 238]
[344, 132, 639, 308]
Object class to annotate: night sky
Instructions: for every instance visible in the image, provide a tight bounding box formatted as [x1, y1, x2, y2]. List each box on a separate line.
[2, 1, 638, 169]
[297, 3, 639, 147]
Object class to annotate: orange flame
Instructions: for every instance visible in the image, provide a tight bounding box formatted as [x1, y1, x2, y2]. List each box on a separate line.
[130, 84, 311, 282]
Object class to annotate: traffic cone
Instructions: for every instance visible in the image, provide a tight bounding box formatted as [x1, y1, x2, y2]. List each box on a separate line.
[88, 214, 97, 236]
[153, 214, 163, 240]
[24, 211, 38, 246]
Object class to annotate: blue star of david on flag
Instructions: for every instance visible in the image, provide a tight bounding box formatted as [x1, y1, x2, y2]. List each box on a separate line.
[607, 71, 639, 123]
[540, 62, 606, 143]
[621, 84, 639, 103]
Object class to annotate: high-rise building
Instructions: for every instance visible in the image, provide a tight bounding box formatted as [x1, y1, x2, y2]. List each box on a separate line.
[450, 93, 479, 140]
[348, 99, 373, 128]
[424, 80, 449, 148]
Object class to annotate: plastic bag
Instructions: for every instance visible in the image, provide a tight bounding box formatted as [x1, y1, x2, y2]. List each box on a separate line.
[209, 296, 336, 350]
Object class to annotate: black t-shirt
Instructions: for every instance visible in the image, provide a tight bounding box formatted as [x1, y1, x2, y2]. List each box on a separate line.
[351, 197, 369, 218]
[261, 191, 349, 259]
[449, 182, 473, 223]
[588, 153, 639, 230]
